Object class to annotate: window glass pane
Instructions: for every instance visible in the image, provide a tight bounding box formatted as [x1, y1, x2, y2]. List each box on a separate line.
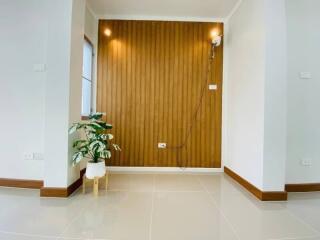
[81, 78, 92, 116]
[83, 40, 93, 80]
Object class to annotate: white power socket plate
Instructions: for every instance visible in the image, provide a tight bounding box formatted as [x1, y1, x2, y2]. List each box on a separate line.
[158, 143, 167, 149]
[33, 64, 47, 72]
[23, 153, 34, 161]
[209, 84, 217, 90]
[300, 158, 312, 166]
[23, 152, 44, 161]
[300, 72, 312, 79]
[33, 153, 44, 161]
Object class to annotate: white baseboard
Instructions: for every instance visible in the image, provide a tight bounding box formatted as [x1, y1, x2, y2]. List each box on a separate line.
[106, 167, 223, 174]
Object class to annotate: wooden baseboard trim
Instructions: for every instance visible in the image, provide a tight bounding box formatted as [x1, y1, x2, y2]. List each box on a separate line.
[224, 167, 287, 201]
[0, 178, 43, 189]
[40, 187, 69, 197]
[285, 183, 320, 192]
[40, 168, 86, 198]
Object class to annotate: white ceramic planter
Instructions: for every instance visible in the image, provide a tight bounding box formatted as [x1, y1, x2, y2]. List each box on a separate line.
[86, 160, 106, 179]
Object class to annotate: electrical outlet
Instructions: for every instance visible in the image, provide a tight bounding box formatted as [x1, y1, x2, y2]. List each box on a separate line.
[158, 143, 167, 149]
[209, 84, 217, 90]
[33, 63, 47, 72]
[300, 158, 312, 166]
[33, 153, 44, 161]
[300, 72, 312, 79]
[23, 152, 44, 161]
[23, 153, 34, 161]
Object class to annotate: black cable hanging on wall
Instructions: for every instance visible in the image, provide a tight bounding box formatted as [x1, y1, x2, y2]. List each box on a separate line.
[166, 44, 216, 168]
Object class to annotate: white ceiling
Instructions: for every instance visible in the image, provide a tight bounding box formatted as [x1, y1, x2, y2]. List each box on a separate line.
[87, 0, 239, 20]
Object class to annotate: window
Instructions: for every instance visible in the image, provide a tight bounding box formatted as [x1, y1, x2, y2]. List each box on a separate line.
[81, 37, 93, 117]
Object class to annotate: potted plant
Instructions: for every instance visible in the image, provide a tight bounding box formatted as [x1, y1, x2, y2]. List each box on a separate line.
[68, 113, 120, 179]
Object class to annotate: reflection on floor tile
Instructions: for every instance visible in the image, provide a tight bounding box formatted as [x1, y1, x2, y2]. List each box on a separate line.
[61, 191, 152, 240]
[155, 174, 202, 192]
[196, 174, 244, 196]
[108, 173, 154, 192]
[211, 190, 319, 240]
[286, 193, 320, 233]
[0, 232, 56, 240]
[152, 191, 238, 240]
[0, 189, 82, 236]
[0, 173, 320, 240]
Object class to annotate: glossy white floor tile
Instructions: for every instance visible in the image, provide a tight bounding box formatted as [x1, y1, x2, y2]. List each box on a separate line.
[151, 191, 238, 240]
[0, 188, 83, 237]
[0, 232, 55, 240]
[62, 191, 152, 240]
[0, 173, 320, 240]
[210, 189, 319, 240]
[286, 193, 320, 234]
[154, 174, 202, 192]
[108, 174, 154, 192]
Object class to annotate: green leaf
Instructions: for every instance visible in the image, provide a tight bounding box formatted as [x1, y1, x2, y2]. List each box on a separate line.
[89, 140, 105, 153]
[113, 144, 121, 151]
[100, 150, 111, 159]
[68, 124, 79, 134]
[97, 121, 113, 130]
[89, 112, 103, 120]
[100, 133, 113, 140]
[88, 122, 105, 131]
[72, 152, 84, 166]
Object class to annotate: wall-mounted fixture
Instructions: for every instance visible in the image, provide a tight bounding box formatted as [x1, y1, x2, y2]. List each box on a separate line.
[104, 28, 112, 37]
[210, 30, 222, 59]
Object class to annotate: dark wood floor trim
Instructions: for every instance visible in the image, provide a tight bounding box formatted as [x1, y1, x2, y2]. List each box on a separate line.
[40, 168, 86, 198]
[224, 167, 287, 201]
[285, 183, 320, 192]
[0, 178, 43, 189]
[260, 191, 288, 201]
[40, 187, 69, 197]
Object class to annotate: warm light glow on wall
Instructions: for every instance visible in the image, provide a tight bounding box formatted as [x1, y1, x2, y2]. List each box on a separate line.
[210, 29, 219, 39]
[104, 28, 112, 37]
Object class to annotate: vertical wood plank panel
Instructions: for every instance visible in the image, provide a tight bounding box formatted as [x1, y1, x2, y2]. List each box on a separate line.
[97, 20, 223, 168]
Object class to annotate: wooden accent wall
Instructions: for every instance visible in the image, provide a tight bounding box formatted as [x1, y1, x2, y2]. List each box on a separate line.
[97, 20, 223, 168]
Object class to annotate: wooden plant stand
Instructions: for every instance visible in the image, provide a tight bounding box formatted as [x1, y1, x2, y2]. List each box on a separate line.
[82, 172, 109, 196]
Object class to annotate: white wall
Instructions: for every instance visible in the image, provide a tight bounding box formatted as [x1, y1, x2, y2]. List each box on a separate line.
[44, 0, 85, 188]
[225, 0, 266, 189]
[68, 0, 86, 185]
[0, 0, 85, 187]
[262, 0, 287, 191]
[0, 0, 48, 180]
[286, 0, 320, 184]
[225, 0, 287, 191]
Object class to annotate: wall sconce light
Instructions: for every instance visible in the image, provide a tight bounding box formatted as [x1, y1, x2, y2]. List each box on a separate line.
[210, 30, 222, 59]
[104, 28, 112, 37]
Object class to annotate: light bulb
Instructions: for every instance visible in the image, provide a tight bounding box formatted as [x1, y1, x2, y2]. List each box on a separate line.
[210, 30, 219, 38]
[104, 28, 112, 37]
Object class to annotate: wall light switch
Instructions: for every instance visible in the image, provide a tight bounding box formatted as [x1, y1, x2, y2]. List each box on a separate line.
[300, 158, 312, 166]
[33, 64, 47, 72]
[209, 84, 217, 90]
[300, 72, 312, 79]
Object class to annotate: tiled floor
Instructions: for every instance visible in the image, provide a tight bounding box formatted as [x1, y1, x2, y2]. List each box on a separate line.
[0, 173, 320, 240]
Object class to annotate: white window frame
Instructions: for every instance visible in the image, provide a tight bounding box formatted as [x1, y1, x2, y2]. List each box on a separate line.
[81, 36, 94, 118]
